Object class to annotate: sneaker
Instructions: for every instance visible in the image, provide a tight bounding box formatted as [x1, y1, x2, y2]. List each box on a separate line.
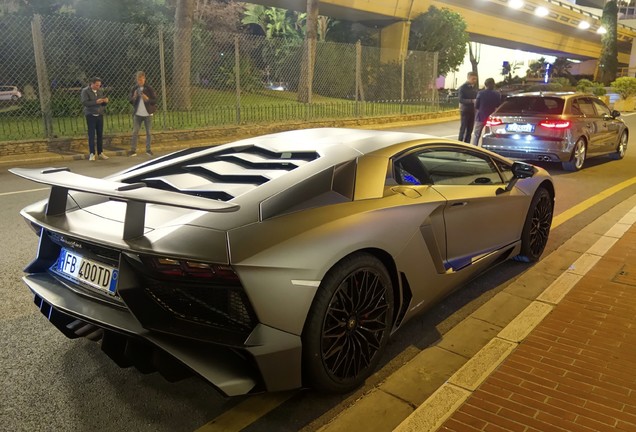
[89, 153, 95, 161]
[146, 150, 154, 156]
[127, 150, 137, 157]
[98, 153, 109, 160]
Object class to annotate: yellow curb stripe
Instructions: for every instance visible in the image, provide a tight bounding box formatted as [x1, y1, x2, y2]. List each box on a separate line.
[195, 392, 295, 432]
[551, 176, 636, 229]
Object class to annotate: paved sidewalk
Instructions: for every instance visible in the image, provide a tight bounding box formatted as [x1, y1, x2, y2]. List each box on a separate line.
[395, 205, 636, 432]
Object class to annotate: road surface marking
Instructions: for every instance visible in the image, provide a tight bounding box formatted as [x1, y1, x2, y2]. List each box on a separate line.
[551, 175, 636, 229]
[195, 392, 295, 432]
[0, 187, 48, 197]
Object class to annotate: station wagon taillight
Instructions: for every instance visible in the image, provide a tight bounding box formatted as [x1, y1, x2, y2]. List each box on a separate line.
[486, 116, 503, 126]
[539, 120, 571, 129]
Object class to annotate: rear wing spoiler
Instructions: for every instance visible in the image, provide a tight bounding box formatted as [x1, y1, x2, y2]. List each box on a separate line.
[10, 167, 239, 240]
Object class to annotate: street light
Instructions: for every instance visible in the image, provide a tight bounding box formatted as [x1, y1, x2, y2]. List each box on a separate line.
[508, 0, 524, 9]
[578, 21, 591, 29]
[597, 26, 607, 34]
[535, 6, 549, 17]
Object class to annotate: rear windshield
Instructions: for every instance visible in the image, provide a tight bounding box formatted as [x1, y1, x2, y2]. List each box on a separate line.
[497, 96, 564, 115]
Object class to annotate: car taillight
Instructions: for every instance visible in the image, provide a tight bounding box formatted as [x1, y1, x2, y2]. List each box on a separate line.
[486, 116, 503, 126]
[143, 256, 240, 283]
[539, 120, 571, 129]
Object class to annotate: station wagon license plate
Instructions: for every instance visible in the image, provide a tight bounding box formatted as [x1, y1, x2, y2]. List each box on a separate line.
[53, 248, 119, 295]
[506, 123, 534, 133]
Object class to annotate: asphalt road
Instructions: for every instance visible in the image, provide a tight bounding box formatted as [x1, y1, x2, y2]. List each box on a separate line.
[2, 117, 636, 432]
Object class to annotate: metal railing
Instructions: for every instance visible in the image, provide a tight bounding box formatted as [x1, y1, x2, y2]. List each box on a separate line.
[0, 14, 445, 141]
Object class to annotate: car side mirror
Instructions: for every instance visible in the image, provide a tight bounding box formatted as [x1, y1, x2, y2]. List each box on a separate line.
[497, 162, 536, 195]
[511, 161, 536, 179]
[611, 110, 621, 118]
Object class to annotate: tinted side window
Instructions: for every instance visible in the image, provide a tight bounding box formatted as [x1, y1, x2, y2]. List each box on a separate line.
[417, 149, 504, 186]
[591, 98, 611, 116]
[576, 98, 596, 116]
[497, 96, 565, 115]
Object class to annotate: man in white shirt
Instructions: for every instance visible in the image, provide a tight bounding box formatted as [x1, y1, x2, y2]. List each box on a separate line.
[128, 71, 157, 156]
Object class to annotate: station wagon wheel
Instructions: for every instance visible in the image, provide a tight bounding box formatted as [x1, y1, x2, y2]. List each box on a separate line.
[515, 187, 553, 263]
[562, 138, 586, 171]
[303, 253, 394, 393]
[609, 131, 628, 160]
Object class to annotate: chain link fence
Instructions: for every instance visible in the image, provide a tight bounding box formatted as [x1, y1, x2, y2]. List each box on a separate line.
[0, 14, 446, 141]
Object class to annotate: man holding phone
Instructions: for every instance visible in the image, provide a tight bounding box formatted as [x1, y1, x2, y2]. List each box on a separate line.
[128, 71, 157, 157]
[80, 77, 109, 161]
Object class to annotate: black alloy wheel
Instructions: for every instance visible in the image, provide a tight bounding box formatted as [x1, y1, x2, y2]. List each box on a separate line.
[515, 187, 553, 263]
[303, 253, 394, 393]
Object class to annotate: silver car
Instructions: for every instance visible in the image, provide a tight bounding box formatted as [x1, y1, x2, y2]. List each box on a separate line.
[0, 85, 22, 101]
[11, 128, 554, 395]
[482, 92, 628, 171]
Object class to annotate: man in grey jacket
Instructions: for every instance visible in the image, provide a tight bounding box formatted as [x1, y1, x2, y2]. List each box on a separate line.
[80, 77, 109, 161]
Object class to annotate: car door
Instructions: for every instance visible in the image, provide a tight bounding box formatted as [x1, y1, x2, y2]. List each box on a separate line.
[578, 97, 610, 153]
[417, 147, 529, 271]
[591, 98, 620, 152]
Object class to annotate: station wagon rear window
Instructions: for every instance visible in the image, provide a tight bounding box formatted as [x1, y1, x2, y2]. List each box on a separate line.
[497, 96, 564, 115]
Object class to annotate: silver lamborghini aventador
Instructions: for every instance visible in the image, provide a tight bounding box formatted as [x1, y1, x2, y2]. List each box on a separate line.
[11, 128, 554, 396]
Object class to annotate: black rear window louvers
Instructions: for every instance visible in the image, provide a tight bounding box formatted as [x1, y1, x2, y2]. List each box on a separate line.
[123, 145, 320, 202]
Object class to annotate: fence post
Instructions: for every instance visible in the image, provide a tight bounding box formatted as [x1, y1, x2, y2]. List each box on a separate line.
[234, 35, 241, 124]
[432, 51, 439, 107]
[355, 40, 363, 118]
[31, 14, 53, 139]
[400, 51, 405, 115]
[158, 27, 169, 130]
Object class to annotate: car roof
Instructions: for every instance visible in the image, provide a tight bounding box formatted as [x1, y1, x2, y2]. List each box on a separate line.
[231, 127, 436, 156]
[509, 91, 580, 99]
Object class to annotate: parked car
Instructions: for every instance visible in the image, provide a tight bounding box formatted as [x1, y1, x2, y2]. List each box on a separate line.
[11, 128, 554, 396]
[482, 92, 628, 171]
[0, 85, 22, 101]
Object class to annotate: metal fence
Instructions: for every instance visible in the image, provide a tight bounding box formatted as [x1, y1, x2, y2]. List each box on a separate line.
[0, 14, 446, 141]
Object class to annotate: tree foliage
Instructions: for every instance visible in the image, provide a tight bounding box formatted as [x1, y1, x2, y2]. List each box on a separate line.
[408, 6, 468, 77]
[611, 77, 636, 99]
[242, 4, 304, 40]
[599, 0, 618, 85]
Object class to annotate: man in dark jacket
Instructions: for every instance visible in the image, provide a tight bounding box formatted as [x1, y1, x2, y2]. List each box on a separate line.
[80, 77, 109, 161]
[473, 77, 502, 146]
[128, 71, 157, 156]
[458, 72, 478, 143]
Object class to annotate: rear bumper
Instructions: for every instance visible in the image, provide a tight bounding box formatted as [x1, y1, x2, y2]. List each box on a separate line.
[482, 136, 571, 162]
[24, 272, 302, 396]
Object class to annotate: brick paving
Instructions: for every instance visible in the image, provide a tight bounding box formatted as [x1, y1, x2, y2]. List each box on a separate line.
[437, 228, 636, 432]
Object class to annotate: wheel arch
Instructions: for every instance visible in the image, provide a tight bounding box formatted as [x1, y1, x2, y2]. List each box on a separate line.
[313, 247, 408, 331]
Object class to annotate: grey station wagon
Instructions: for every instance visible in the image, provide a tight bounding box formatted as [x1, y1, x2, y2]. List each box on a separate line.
[482, 92, 628, 171]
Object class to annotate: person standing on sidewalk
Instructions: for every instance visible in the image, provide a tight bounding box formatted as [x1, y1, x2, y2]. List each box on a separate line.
[128, 71, 157, 157]
[472, 77, 501, 146]
[458, 72, 478, 143]
[80, 77, 109, 161]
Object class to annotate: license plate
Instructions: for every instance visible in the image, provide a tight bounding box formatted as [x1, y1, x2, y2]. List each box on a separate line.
[53, 248, 119, 295]
[506, 123, 534, 133]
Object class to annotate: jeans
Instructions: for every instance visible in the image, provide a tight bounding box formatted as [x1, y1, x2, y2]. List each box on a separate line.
[86, 115, 104, 154]
[131, 115, 152, 151]
[472, 121, 485, 146]
[458, 110, 475, 143]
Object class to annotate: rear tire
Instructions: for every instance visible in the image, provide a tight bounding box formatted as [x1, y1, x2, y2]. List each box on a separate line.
[302, 253, 394, 393]
[562, 138, 586, 171]
[514, 187, 553, 263]
[609, 131, 628, 160]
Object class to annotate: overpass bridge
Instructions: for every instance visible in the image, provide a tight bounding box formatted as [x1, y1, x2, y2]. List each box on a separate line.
[257, 0, 636, 69]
